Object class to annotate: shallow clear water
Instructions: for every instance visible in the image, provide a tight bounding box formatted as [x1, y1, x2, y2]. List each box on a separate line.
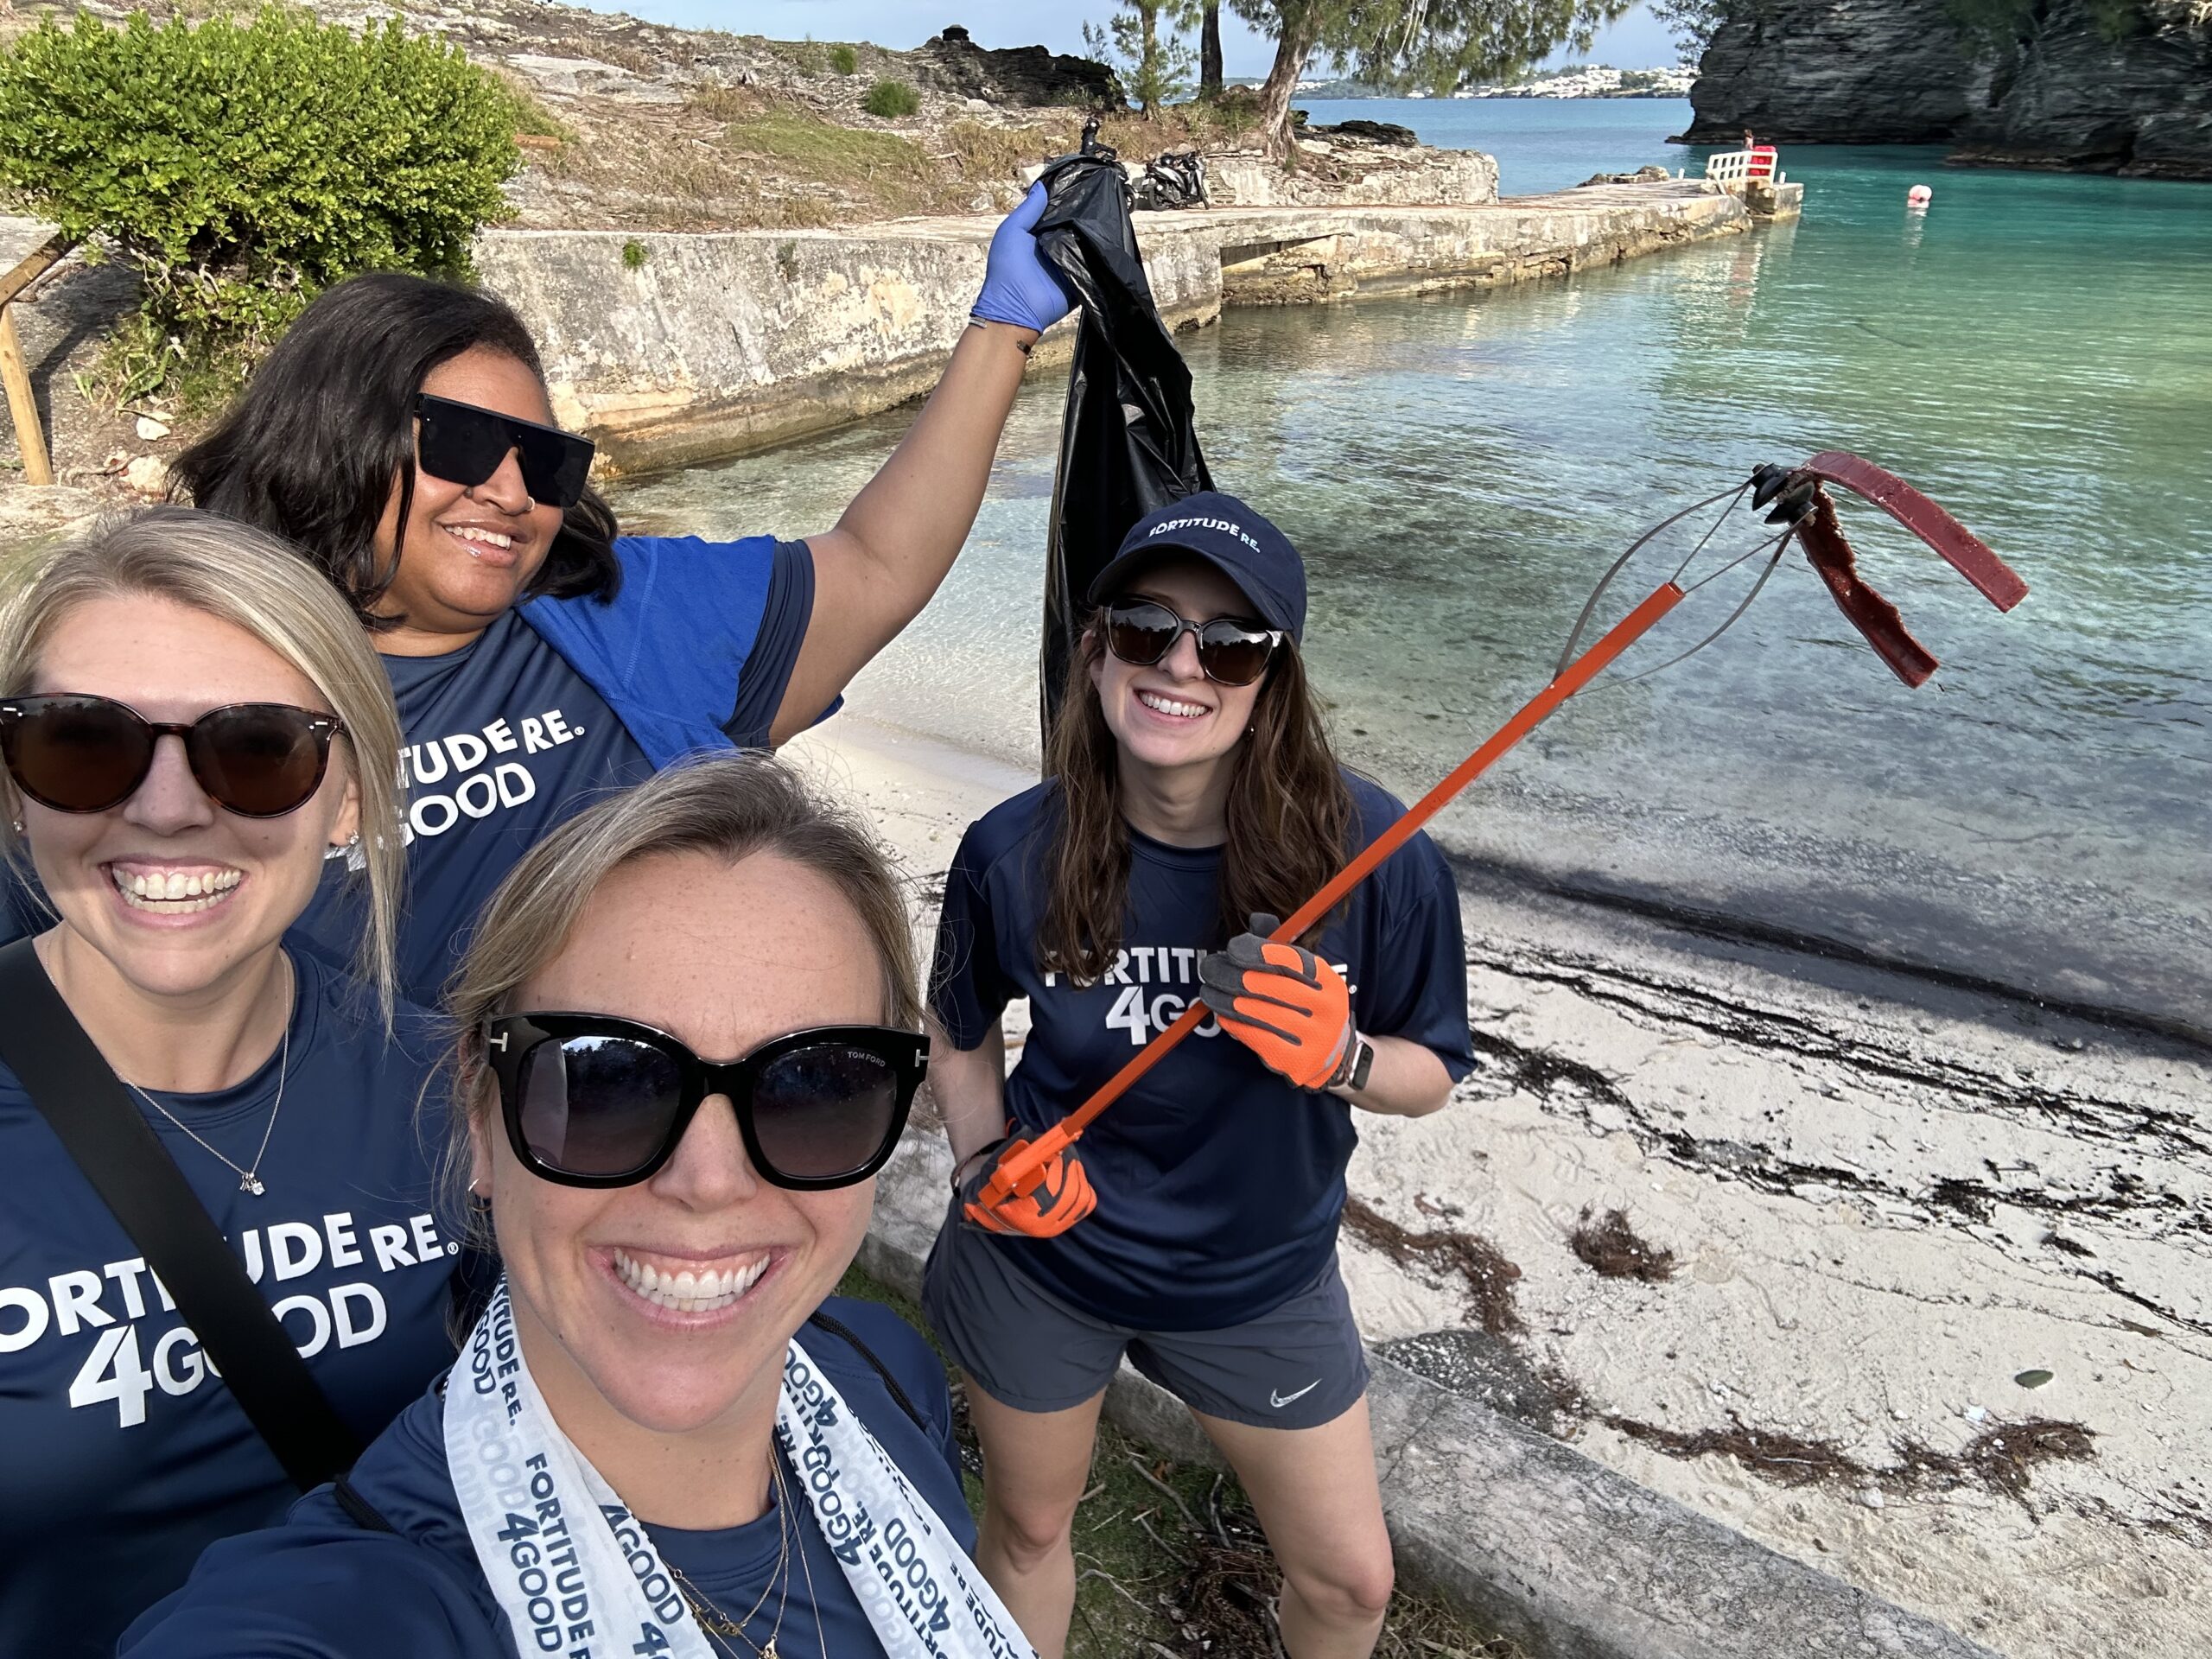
[618, 109, 2212, 1033]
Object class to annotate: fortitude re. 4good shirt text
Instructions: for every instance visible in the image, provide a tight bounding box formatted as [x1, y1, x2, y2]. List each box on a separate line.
[0, 949, 460, 1659]
[294, 536, 816, 1001]
[931, 771, 1474, 1331]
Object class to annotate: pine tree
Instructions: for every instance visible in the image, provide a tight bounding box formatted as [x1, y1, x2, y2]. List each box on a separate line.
[1230, 0, 1637, 154]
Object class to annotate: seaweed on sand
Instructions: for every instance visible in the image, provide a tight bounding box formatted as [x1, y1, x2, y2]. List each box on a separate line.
[1341, 1195, 1525, 1336]
[1568, 1206, 1680, 1282]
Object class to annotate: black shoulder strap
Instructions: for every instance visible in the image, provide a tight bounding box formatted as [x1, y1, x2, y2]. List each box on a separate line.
[0, 938, 362, 1491]
[805, 1308, 929, 1435]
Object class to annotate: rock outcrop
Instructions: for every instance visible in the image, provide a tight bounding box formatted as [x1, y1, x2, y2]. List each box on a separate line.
[911, 26, 1120, 109]
[1683, 0, 2212, 180]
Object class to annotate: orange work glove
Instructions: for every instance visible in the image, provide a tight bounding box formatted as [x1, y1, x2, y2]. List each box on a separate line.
[1197, 912, 1355, 1090]
[955, 1131, 1097, 1237]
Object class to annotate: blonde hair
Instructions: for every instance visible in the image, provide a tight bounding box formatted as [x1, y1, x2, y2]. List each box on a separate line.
[441, 753, 920, 1214]
[0, 507, 405, 1020]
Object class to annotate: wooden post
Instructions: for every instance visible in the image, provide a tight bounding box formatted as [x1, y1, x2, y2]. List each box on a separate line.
[0, 304, 52, 487]
[0, 235, 71, 491]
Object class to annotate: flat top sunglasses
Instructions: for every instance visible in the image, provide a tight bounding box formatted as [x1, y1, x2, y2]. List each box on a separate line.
[414, 394, 596, 512]
[483, 1012, 928, 1191]
[1102, 597, 1285, 688]
[0, 695, 344, 818]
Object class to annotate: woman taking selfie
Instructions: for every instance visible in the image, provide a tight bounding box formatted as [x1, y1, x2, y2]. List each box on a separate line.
[127, 755, 1031, 1659]
[113, 189, 1071, 1001]
[923, 493, 1474, 1659]
[0, 510, 457, 1657]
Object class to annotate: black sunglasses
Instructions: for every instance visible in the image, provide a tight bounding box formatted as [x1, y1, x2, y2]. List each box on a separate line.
[483, 1012, 927, 1191]
[414, 394, 595, 512]
[1103, 598, 1285, 688]
[0, 695, 344, 818]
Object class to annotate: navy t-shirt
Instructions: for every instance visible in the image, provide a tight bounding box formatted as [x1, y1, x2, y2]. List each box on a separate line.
[930, 772, 1473, 1331]
[120, 1299, 974, 1659]
[291, 537, 813, 1001]
[0, 948, 461, 1659]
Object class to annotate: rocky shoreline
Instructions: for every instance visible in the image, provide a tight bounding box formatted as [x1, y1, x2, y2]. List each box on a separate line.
[1683, 0, 2212, 181]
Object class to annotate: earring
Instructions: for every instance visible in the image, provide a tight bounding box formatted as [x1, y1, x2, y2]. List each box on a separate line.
[8, 820, 21, 833]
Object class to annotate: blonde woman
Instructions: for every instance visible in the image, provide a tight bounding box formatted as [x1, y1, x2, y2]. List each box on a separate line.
[0, 509, 458, 1659]
[127, 755, 1031, 1659]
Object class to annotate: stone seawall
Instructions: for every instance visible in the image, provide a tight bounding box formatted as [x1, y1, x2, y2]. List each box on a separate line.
[478, 180, 1756, 477]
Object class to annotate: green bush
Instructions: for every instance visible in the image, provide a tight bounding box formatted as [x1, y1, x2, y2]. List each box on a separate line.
[862, 78, 921, 119]
[621, 238, 649, 270]
[0, 7, 519, 406]
[829, 43, 860, 76]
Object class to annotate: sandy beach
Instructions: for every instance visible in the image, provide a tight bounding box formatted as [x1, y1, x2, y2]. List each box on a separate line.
[786, 708, 2210, 1659]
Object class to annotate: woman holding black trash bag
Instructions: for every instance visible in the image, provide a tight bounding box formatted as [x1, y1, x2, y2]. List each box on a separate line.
[925, 493, 1474, 1659]
[0, 188, 1075, 1000]
[0, 510, 456, 1659]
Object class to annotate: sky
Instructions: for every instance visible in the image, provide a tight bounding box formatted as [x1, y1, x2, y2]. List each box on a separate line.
[573, 3, 1682, 75]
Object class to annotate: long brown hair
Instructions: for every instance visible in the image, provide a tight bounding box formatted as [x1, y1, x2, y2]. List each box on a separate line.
[1037, 616, 1354, 984]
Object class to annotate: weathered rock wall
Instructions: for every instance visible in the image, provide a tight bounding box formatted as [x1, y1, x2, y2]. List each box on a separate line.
[474, 219, 1217, 475]
[1684, 0, 2212, 179]
[1207, 140, 1500, 207]
[480, 184, 1750, 476]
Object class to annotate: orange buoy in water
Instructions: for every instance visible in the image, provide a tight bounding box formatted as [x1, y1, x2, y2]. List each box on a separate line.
[1908, 184, 1933, 207]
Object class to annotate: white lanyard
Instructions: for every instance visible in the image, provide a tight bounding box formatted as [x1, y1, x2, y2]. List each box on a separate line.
[445, 1280, 1035, 1659]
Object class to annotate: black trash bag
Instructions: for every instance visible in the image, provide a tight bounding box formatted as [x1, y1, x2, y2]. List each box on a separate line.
[1033, 130, 1211, 741]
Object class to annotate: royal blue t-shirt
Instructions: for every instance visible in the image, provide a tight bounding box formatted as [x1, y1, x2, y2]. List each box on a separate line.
[120, 1300, 974, 1659]
[0, 948, 461, 1659]
[290, 536, 814, 1001]
[930, 772, 1473, 1332]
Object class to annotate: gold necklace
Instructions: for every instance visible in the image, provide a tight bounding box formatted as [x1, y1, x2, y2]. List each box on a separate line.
[669, 1455, 795, 1659]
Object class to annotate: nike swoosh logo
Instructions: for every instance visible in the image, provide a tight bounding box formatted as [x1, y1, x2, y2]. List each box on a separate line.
[1270, 1381, 1320, 1409]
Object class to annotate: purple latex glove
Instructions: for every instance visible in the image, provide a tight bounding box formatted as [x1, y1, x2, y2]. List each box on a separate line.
[971, 181, 1074, 334]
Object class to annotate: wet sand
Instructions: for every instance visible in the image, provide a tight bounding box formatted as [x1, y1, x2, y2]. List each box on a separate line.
[787, 709, 2212, 1659]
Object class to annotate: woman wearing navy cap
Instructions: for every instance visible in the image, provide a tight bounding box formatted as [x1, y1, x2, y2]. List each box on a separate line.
[923, 492, 1474, 1659]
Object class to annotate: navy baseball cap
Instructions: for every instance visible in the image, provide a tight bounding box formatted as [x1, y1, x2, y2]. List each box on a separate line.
[1086, 490, 1306, 642]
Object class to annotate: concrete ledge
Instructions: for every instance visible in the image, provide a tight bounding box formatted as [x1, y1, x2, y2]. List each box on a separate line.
[480, 181, 1756, 476]
[861, 1131, 1999, 1659]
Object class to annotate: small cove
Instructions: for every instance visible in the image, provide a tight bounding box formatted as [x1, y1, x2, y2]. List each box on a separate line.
[618, 103, 2211, 1037]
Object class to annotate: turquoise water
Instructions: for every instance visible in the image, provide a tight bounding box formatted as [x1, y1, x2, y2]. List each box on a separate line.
[617, 109, 2212, 1034]
[1300, 97, 1700, 196]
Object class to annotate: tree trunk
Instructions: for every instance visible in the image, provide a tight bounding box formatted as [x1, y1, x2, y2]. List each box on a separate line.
[1255, 12, 1323, 160]
[1201, 3, 1224, 96]
[1141, 4, 1160, 116]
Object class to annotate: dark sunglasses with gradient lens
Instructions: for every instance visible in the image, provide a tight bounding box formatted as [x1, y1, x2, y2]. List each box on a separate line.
[0, 695, 344, 817]
[414, 394, 596, 512]
[1102, 598, 1284, 688]
[483, 1013, 927, 1191]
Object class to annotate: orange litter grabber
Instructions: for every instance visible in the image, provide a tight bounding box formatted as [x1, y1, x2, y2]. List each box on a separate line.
[964, 454, 2030, 1238]
[963, 582, 1681, 1236]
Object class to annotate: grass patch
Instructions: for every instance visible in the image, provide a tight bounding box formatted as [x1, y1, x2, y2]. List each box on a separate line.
[686, 82, 766, 124]
[833, 1261, 1527, 1657]
[945, 118, 1071, 183]
[726, 111, 931, 184]
[830, 43, 860, 76]
[722, 110, 945, 216]
[863, 78, 921, 119]
[494, 72, 574, 143]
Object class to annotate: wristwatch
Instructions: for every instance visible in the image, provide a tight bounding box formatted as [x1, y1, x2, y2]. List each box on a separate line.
[1327, 1032, 1375, 1096]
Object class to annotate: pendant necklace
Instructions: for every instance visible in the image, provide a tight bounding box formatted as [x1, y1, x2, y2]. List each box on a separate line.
[671, 1452, 797, 1658]
[124, 962, 294, 1198]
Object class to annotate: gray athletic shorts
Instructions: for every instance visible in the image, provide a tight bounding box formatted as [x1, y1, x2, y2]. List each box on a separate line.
[921, 1201, 1369, 1431]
